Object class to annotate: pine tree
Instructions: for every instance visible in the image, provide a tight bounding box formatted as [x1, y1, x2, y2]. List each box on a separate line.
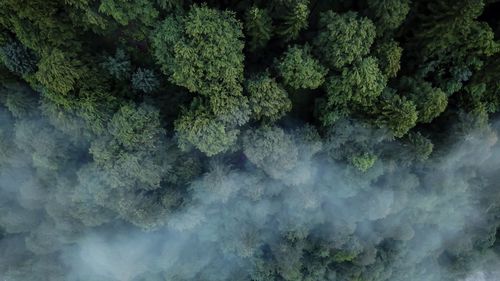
[245, 6, 273, 51]
[276, 0, 310, 41]
[246, 72, 291, 122]
[276, 44, 327, 90]
[314, 11, 376, 69]
[0, 41, 37, 75]
[131, 68, 159, 93]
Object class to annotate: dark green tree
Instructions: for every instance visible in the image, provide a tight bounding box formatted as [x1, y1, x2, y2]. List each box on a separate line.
[98, 0, 159, 26]
[276, 45, 327, 90]
[242, 126, 298, 179]
[131, 68, 159, 93]
[245, 6, 273, 51]
[0, 41, 37, 75]
[314, 11, 376, 69]
[100, 48, 132, 80]
[246, 72, 291, 122]
[175, 104, 239, 156]
[371, 88, 418, 138]
[35, 49, 82, 95]
[320, 57, 387, 125]
[276, 0, 310, 41]
[373, 39, 403, 78]
[399, 77, 448, 123]
[364, 0, 411, 33]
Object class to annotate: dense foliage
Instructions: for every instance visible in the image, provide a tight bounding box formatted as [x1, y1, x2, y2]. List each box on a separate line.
[1, 0, 500, 280]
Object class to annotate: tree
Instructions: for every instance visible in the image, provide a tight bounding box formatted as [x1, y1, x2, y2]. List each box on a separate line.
[321, 57, 386, 125]
[324, 118, 388, 171]
[175, 104, 239, 156]
[276, 0, 310, 41]
[399, 77, 448, 123]
[131, 68, 159, 93]
[90, 103, 167, 190]
[245, 6, 273, 51]
[276, 45, 327, 90]
[152, 4, 250, 134]
[371, 88, 418, 138]
[405, 0, 499, 94]
[314, 11, 376, 69]
[98, 0, 159, 26]
[151, 15, 183, 76]
[0, 41, 37, 75]
[403, 132, 434, 162]
[35, 49, 82, 95]
[242, 126, 298, 179]
[246, 72, 291, 122]
[100, 48, 132, 80]
[373, 39, 402, 78]
[153, 4, 244, 97]
[364, 0, 410, 33]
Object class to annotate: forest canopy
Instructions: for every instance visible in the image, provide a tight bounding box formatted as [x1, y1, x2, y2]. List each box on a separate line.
[1, 0, 500, 281]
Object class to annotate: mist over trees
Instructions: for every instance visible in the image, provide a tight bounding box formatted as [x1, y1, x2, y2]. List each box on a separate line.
[1, 0, 500, 280]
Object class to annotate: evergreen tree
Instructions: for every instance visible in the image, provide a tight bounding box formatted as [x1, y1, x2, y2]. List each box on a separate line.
[98, 0, 159, 26]
[399, 77, 448, 124]
[0, 41, 37, 75]
[245, 6, 273, 51]
[242, 126, 298, 179]
[373, 39, 402, 78]
[131, 68, 159, 93]
[364, 0, 411, 33]
[314, 11, 376, 69]
[35, 49, 82, 95]
[246, 72, 292, 122]
[175, 103, 239, 156]
[276, 0, 310, 41]
[321, 57, 387, 125]
[276, 45, 327, 90]
[100, 48, 132, 80]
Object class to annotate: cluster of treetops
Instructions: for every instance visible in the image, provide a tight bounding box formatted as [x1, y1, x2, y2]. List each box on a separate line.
[1, 0, 500, 280]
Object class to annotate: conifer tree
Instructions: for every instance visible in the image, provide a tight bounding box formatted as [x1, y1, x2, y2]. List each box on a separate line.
[276, 45, 327, 90]
[245, 6, 273, 51]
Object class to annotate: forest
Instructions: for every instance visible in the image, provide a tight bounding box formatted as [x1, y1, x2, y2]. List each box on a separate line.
[1, 0, 500, 280]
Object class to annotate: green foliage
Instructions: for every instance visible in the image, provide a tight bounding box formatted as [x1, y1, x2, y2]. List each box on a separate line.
[365, 0, 410, 33]
[314, 11, 376, 69]
[324, 118, 387, 171]
[321, 57, 387, 125]
[151, 15, 183, 76]
[276, 0, 310, 41]
[108, 103, 164, 150]
[373, 39, 402, 78]
[154, 4, 244, 97]
[246, 72, 291, 122]
[242, 126, 298, 179]
[0, 41, 37, 75]
[100, 48, 131, 80]
[131, 68, 159, 93]
[407, 0, 499, 94]
[245, 6, 273, 51]
[89, 103, 170, 198]
[152, 4, 250, 134]
[371, 89, 418, 138]
[98, 0, 159, 26]
[350, 152, 378, 172]
[2, 1, 500, 280]
[399, 77, 448, 123]
[404, 132, 434, 162]
[276, 45, 327, 90]
[35, 49, 82, 95]
[175, 105, 238, 156]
